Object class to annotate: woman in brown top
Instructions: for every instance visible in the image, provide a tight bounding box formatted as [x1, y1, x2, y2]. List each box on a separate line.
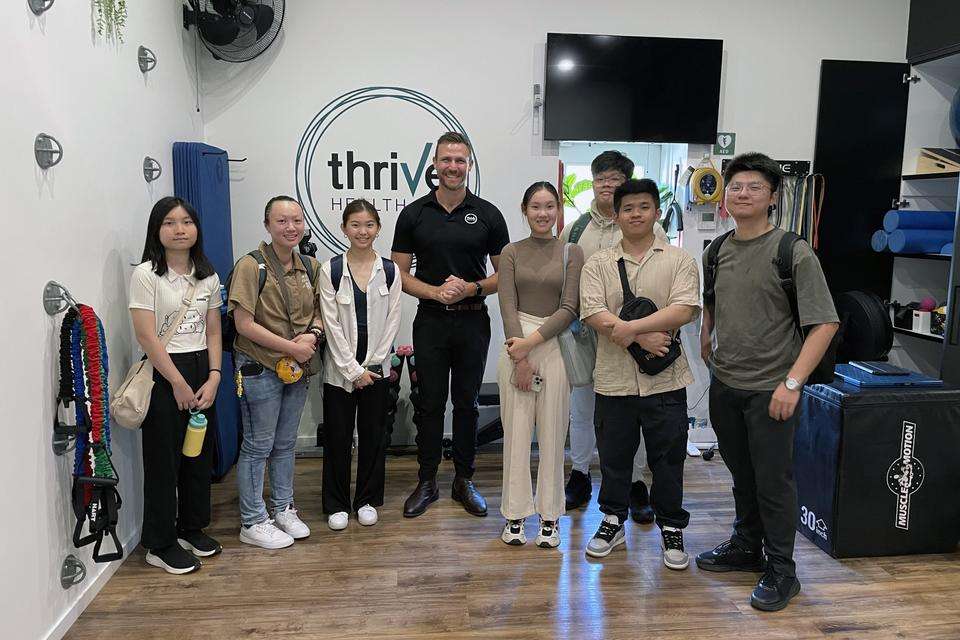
[497, 182, 584, 547]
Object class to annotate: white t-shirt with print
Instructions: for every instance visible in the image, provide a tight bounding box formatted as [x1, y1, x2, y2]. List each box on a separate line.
[128, 261, 222, 354]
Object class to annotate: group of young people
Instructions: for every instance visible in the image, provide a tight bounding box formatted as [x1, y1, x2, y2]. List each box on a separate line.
[128, 131, 838, 613]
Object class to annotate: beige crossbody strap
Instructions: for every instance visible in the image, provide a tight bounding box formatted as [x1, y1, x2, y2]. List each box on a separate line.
[158, 283, 198, 348]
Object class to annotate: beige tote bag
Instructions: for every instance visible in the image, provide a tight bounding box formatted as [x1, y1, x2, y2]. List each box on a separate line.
[111, 284, 197, 429]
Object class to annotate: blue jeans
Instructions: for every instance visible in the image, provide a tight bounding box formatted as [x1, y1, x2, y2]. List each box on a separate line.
[235, 353, 309, 526]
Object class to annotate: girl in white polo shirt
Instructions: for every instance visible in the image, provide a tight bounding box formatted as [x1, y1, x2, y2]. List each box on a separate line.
[317, 199, 402, 530]
[128, 197, 223, 575]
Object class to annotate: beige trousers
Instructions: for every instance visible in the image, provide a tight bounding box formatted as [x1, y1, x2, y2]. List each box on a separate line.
[497, 312, 570, 521]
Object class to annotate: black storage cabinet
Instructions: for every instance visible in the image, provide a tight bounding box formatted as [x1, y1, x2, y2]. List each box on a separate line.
[794, 380, 960, 558]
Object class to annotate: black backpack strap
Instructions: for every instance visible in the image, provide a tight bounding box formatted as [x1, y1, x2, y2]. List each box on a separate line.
[247, 250, 268, 295]
[567, 213, 592, 245]
[330, 254, 344, 293]
[616, 258, 636, 303]
[382, 257, 396, 289]
[775, 231, 803, 337]
[702, 229, 735, 307]
[300, 254, 317, 287]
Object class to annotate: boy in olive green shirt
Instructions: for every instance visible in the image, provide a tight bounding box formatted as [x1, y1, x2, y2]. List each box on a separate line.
[696, 153, 839, 612]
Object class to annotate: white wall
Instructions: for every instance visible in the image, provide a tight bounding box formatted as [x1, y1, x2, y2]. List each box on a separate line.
[201, 0, 910, 443]
[1, 4, 201, 639]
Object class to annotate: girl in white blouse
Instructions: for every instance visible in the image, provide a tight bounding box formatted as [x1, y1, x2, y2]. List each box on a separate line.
[317, 199, 402, 531]
[128, 197, 223, 575]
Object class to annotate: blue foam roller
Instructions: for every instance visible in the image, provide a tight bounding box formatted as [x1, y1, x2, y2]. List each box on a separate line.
[883, 210, 956, 232]
[888, 229, 955, 253]
[942, 243, 954, 256]
[871, 230, 889, 252]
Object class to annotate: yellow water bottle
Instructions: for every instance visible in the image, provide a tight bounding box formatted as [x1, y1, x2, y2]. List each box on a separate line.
[183, 409, 207, 458]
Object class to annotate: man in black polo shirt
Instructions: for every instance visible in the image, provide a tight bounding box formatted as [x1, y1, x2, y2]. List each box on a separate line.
[391, 132, 510, 518]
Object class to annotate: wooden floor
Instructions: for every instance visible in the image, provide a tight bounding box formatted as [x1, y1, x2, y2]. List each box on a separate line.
[66, 450, 960, 640]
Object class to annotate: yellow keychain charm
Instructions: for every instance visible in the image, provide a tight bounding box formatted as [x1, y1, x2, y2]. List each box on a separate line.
[275, 357, 304, 384]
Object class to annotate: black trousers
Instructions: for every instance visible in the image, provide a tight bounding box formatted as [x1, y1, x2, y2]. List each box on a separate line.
[709, 376, 798, 577]
[412, 306, 491, 480]
[322, 381, 390, 514]
[140, 349, 215, 550]
[595, 389, 690, 528]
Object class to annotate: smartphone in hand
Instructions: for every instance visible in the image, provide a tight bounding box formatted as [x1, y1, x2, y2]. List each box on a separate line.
[531, 374, 543, 393]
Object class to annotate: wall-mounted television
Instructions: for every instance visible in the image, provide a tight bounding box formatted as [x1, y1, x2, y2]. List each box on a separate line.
[544, 33, 723, 144]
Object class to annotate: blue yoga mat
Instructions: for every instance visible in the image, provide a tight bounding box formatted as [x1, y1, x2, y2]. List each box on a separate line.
[883, 210, 955, 232]
[870, 229, 889, 252]
[888, 229, 955, 253]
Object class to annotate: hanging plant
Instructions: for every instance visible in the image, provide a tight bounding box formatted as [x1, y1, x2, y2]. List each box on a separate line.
[93, 0, 127, 43]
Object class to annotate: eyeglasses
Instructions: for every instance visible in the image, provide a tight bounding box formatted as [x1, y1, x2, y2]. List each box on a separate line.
[593, 175, 626, 187]
[727, 182, 771, 195]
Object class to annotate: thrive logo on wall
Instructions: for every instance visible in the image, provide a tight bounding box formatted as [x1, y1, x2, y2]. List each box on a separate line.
[886, 420, 925, 531]
[295, 87, 481, 254]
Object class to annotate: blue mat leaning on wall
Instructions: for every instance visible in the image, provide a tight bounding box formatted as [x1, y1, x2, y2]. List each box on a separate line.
[173, 142, 240, 481]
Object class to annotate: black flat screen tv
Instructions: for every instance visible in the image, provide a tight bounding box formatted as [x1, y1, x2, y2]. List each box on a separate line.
[544, 33, 722, 143]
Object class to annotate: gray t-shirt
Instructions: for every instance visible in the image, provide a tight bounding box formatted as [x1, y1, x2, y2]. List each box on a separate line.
[705, 227, 839, 391]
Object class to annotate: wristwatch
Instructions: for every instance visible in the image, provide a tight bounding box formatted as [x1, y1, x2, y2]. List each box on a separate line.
[473, 282, 483, 297]
[784, 377, 802, 391]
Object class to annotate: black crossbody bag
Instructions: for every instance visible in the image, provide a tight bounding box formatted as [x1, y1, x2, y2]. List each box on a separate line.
[617, 258, 682, 375]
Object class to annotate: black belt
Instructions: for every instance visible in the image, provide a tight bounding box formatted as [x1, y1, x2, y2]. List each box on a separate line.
[422, 302, 486, 312]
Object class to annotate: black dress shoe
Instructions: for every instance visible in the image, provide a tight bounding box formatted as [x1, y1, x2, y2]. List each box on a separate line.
[403, 478, 439, 518]
[564, 469, 591, 510]
[629, 480, 656, 524]
[695, 539, 764, 572]
[451, 477, 487, 516]
[750, 569, 801, 611]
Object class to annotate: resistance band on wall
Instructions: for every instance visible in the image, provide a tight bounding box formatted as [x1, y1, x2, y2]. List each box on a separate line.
[58, 305, 123, 563]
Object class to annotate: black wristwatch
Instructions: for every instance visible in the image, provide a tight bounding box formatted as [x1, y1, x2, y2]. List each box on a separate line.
[474, 282, 483, 297]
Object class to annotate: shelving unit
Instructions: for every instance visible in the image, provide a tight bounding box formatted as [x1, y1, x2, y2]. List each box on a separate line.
[902, 171, 960, 181]
[893, 326, 945, 343]
[892, 49, 960, 381]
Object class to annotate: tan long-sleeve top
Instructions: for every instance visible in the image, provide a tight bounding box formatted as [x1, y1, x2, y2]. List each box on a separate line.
[498, 236, 585, 341]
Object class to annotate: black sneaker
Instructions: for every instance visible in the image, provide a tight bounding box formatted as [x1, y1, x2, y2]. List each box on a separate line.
[146, 543, 201, 575]
[564, 469, 592, 510]
[695, 539, 764, 572]
[178, 530, 223, 557]
[750, 568, 801, 611]
[629, 480, 655, 524]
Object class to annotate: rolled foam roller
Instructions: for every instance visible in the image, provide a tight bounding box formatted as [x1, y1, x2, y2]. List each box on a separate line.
[871, 230, 889, 252]
[887, 229, 955, 253]
[883, 210, 955, 232]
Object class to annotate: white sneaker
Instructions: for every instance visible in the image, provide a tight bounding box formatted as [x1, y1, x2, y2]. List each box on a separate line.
[585, 514, 625, 558]
[357, 504, 378, 526]
[501, 519, 526, 545]
[274, 505, 310, 539]
[535, 519, 561, 548]
[661, 526, 690, 570]
[328, 511, 349, 531]
[239, 519, 294, 549]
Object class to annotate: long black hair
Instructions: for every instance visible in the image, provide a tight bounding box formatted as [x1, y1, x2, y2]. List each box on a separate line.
[139, 197, 216, 279]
